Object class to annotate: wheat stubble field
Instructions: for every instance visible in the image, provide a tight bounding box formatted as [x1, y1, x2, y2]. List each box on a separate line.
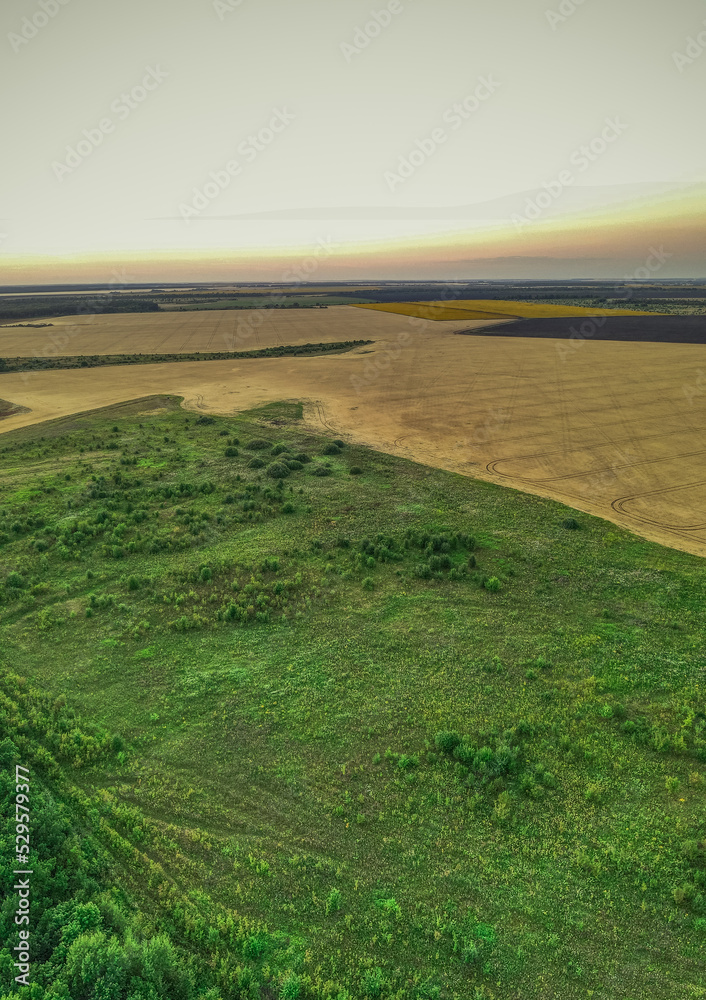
[1, 305, 705, 557]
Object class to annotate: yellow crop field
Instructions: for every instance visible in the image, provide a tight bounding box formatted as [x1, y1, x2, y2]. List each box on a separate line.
[356, 299, 658, 320]
[0, 305, 484, 357]
[0, 307, 705, 560]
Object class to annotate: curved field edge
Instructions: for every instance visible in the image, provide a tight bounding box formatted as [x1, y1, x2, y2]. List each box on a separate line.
[0, 395, 704, 1000]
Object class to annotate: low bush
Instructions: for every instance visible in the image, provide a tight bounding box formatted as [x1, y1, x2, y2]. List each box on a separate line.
[248, 458, 265, 469]
[267, 463, 290, 479]
[435, 731, 461, 753]
[225, 447, 239, 457]
[246, 438, 270, 450]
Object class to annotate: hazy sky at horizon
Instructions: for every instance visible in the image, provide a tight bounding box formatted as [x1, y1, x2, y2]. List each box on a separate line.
[2, 0, 705, 280]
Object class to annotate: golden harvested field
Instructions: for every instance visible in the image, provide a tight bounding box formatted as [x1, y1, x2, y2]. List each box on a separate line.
[357, 299, 659, 321]
[0, 306, 486, 357]
[0, 307, 704, 558]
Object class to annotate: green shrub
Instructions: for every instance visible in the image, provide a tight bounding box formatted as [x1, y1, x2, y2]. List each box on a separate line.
[311, 465, 332, 477]
[6, 572, 25, 589]
[127, 575, 141, 591]
[350, 466, 363, 475]
[267, 463, 291, 479]
[362, 577, 374, 590]
[322, 443, 341, 455]
[286, 460, 303, 471]
[333, 439, 345, 448]
[484, 576, 502, 592]
[429, 554, 451, 571]
[200, 567, 212, 582]
[246, 438, 270, 450]
[562, 517, 581, 530]
[280, 974, 301, 999]
[325, 888, 342, 915]
[293, 453, 311, 464]
[453, 743, 475, 765]
[271, 443, 290, 456]
[281, 502, 295, 514]
[248, 458, 265, 469]
[196, 415, 215, 425]
[415, 563, 432, 579]
[360, 967, 385, 998]
[435, 731, 461, 753]
[225, 447, 239, 457]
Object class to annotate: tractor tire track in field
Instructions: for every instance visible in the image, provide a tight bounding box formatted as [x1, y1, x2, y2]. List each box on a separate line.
[611, 482, 706, 531]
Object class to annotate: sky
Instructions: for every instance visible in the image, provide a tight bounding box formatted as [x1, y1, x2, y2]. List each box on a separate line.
[1, 0, 705, 283]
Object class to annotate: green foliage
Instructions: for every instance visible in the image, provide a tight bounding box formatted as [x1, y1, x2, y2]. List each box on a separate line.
[435, 730, 461, 753]
[0, 397, 704, 1000]
[325, 888, 342, 914]
[267, 462, 291, 479]
[360, 966, 385, 997]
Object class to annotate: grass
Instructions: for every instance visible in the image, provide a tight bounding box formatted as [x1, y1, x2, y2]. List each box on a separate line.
[0, 396, 704, 999]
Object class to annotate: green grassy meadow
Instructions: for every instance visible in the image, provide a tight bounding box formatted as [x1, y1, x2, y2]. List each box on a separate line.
[0, 396, 704, 1000]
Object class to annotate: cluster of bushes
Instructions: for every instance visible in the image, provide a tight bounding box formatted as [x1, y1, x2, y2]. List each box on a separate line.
[0, 730, 223, 999]
[601, 700, 706, 762]
[427, 724, 557, 810]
